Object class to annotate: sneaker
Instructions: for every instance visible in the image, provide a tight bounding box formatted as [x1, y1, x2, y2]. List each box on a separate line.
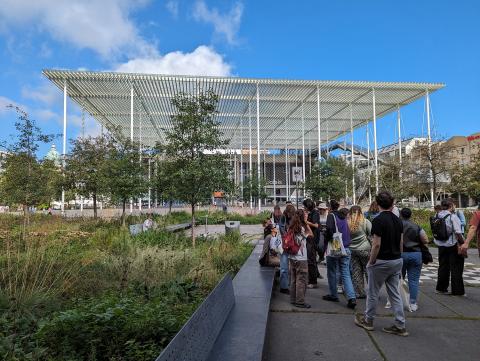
[347, 299, 357, 309]
[384, 300, 391, 309]
[337, 285, 344, 294]
[409, 303, 418, 312]
[354, 313, 374, 331]
[382, 325, 409, 337]
[322, 295, 339, 302]
[435, 289, 449, 295]
[307, 284, 318, 289]
[280, 288, 290, 295]
[294, 302, 311, 309]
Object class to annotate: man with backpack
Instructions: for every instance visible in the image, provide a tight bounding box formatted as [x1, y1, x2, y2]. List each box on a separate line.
[432, 198, 465, 296]
[461, 203, 480, 257]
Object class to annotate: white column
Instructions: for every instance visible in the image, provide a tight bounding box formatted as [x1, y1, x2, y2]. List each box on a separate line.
[372, 88, 379, 193]
[350, 104, 356, 204]
[344, 137, 348, 202]
[256, 83, 261, 211]
[273, 153, 276, 204]
[426, 90, 435, 208]
[62, 80, 67, 216]
[80, 196, 83, 213]
[148, 159, 151, 209]
[317, 85, 322, 161]
[326, 119, 330, 158]
[366, 124, 372, 204]
[285, 121, 289, 201]
[130, 86, 134, 214]
[301, 103, 306, 196]
[397, 105, 403, 182]
[138, 111, 142, 211]
[240, 119, 244, 200]
[248, 103, 253, 209]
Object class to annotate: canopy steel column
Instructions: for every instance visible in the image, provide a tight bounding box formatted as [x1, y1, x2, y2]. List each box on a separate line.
[350, 104, 356, 204]
[62, 80, 67, 216]
[426, 90, 434, 208]
[285, 122, 289, 201]
[248, 103, 253, 209]
[256, 83, 261, 211]
[240, 119, 244, 200]
[366, 124, 372, 204]
[326, 119, 330, 158]
[138, 111, 142, 211]
[344, 137, 348, 202]
[372, 88, 379, 193]
[273, 153, 276, 204]
[301, 103, 306, 198]
[148, 159, 151, 209]
[397, 106, 403, 182]
[317, 86, 322, 161]
[130, 86, 134, 214]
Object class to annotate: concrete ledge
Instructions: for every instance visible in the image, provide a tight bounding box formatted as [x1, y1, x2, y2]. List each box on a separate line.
[155, 274, 235, 361]
[207, 240, 276, 361]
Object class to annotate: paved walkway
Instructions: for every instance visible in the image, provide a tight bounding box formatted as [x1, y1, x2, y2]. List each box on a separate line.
[263, 249, 480, 361]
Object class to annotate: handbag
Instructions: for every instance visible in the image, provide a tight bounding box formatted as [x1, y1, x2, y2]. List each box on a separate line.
[326, 215, 347, 258]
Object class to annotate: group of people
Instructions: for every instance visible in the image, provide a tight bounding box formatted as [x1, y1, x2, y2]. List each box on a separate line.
[260, 192, 480, 337]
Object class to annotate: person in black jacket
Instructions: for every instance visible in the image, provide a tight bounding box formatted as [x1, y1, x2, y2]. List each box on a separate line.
[303, 199, 321, 288]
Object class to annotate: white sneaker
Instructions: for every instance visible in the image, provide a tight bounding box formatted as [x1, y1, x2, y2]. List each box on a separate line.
[384, 300, 391, 309]
[409, 303, 418, 312]
[337, 285, 343, 294]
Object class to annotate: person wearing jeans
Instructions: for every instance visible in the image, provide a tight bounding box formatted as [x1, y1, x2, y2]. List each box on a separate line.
[400, 207, 429, 311]
[323, 201, 356, 309]
[279, 204, 296, 294]
[355, 191, 408, 337]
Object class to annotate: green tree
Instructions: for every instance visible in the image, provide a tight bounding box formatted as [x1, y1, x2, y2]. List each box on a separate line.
[105, 139, 148, 226]
[162, 90, 231, 246]
[153, 159, 178, 213]
[304, 157, 351, 201]
[64, 134, 112, 218]
[0, 106, 55, 231]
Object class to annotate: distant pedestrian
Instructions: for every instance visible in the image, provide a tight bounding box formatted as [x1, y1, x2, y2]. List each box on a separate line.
[317, 202, 329, 262]
[143, 214, 155, 231]
[400, 208, 429, 311]
[288, 209, 313, 308]
[462, 204, 480, 257]
[452, 202, 466, 234]
[323, 200, 357, 309]
[348, 205, 372, 299]
[433, 198, 466, 296]
[271, 204, 283, 225]
[355, 191, 408, 337]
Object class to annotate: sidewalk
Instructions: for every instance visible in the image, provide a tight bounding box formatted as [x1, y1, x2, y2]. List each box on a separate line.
[263, 250, 480, 361]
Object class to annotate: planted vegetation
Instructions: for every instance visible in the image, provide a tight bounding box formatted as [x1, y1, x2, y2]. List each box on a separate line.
[0, 214, 253, 360]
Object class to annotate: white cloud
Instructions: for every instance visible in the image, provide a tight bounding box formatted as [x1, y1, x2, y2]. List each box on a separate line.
[115, 45, 232, 76]
[22, 81, 62, 106]
[193, 1, 243, 45]
[0, 0, 154, 58]
[166, 0, 179, 18]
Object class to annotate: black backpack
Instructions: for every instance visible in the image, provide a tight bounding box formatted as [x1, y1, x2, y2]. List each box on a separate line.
[430, 214, 451, 241]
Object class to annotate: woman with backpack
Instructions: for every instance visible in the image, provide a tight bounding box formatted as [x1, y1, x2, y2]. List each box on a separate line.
[348, 205, 372, 299]
[278, 204, 296, 294]
[400, 207, 429, 311]
[286, 209, 313, 308]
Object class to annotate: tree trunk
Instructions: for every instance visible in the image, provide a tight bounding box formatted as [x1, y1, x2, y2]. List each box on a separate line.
[191, 203, 196, 248]
[93, 193, 97, 219]
[122, 199, 126, 227]
[169, 200, 172, 214]
[22, 204, 28, 241]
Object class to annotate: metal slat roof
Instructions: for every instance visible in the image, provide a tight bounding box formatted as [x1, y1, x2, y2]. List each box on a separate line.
[42, 69, 444, 150]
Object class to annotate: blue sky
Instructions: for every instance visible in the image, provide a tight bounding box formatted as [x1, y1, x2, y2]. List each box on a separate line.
[0, 0, 479, 156]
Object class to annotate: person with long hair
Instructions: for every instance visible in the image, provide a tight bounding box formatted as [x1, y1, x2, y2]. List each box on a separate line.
[364, 201, 380, 222]
[348, 205, 372, 299]
[278, 204, 296, 294]
[288, 209, 313, 308]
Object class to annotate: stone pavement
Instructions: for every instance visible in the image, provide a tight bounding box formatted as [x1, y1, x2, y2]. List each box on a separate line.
[263, 249, 480, 361]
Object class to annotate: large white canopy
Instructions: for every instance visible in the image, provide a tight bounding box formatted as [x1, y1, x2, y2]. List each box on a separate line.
[43, 69, 444, 150]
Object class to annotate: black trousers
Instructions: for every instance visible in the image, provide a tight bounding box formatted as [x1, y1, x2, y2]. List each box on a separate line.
[436, 245, 465, 295]
[306, 237, 319, 284]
